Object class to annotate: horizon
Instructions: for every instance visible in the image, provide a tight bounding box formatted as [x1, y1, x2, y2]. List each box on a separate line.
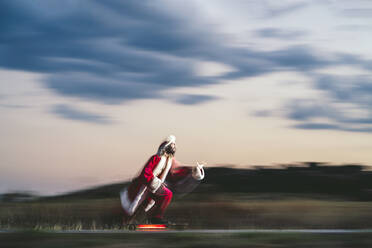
[2, 162, 371, 197]
[1, 0, 372, 195]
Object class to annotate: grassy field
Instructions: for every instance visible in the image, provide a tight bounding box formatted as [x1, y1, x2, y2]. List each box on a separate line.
[1, 231, 372, 248]
[2, 165, 372, 231]
[1, 194, 372, 230]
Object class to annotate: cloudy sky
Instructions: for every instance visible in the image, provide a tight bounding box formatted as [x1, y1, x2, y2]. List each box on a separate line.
[1, 0, 372, 195]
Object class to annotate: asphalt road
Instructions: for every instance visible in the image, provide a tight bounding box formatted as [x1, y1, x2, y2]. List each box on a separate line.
[2, 229, 371, 234]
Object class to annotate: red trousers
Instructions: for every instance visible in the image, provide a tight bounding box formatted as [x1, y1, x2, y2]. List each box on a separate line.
[123, 185, 173, 223]
[147, 185, 173, 219]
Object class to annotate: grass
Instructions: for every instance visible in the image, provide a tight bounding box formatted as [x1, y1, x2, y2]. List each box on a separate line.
[167, 193, 372, 229]
[1, 194, 372, 230]
[0, 199, 124, 230]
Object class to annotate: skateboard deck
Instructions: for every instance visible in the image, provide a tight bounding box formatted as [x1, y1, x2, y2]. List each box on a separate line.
[124, 195, 188, 231]
[126, 223, 188, 231]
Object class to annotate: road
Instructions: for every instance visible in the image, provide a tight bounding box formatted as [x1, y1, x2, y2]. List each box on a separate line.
[1, 229, 371, 234]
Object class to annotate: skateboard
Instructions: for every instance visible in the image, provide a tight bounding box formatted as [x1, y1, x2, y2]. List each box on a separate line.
[126, 222, 188, 231]
[123, 193, 188, 231]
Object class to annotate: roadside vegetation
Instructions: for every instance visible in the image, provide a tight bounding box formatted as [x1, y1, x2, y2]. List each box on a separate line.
[1, 163, 372, 230]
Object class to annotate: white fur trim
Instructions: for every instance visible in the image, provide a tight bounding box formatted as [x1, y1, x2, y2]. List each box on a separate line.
[159, 157, 173, 182]
[192, 165, 205, 180]
[150, 177, 162, 193]
[144, 199, 156, 212]
[165, 135, 176, 146]
[153, 156, 167, 177]
[120, 186, 147, 216]
[119, 188, 132, 214]
[152, 155, 173, 183]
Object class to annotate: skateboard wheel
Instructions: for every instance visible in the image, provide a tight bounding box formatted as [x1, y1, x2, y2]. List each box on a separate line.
[128, 224, 136, 231]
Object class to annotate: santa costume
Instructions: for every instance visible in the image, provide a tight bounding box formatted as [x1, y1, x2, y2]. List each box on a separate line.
[120, 135, 205, 224]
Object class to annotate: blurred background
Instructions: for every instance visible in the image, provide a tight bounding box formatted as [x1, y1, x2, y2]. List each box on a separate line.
[1, 0, 372, 196]
[1, 163, 372, 230]
[1, 1, 372, 246]
[1, 163, 372, 247]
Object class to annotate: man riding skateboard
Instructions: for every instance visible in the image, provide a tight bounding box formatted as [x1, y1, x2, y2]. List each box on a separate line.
[120, 135, 205, 225]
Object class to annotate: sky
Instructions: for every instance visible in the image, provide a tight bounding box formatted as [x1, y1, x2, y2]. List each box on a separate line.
[1, 0, 372, 195]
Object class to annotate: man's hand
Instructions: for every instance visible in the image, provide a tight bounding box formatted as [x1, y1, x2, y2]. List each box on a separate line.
[192, 162, 205, 180]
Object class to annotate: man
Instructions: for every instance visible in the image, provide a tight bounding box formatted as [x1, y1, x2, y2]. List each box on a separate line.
[120, 135, 205, 224]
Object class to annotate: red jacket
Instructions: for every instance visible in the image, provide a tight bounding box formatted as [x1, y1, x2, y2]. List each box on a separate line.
[120, 154, 191, 216]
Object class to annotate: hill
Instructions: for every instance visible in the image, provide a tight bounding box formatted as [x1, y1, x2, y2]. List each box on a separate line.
[41, 162, 372, 201]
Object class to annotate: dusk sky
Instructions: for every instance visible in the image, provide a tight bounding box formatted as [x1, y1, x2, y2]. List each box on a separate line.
[1, 0, 372, 195]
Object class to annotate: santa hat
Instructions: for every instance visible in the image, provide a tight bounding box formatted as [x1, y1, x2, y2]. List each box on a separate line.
[157, 135, 176, 155]
[164, 135, 176, 146]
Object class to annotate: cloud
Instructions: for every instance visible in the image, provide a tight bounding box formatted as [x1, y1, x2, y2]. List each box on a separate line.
[50, 104, 111, 124]
[283, 73, 372, 132]
[1, 0, 372, 132]
[293, 123, 372, 133]
[314, 74, 372, 105]
[293, 123, 340, 130]
[254, 110, 273, 117]
[217, 45, 339, 81]
[286, 99, 338, 121]
[0, 0, 217, 105]
[255, 28, 306, 39]
[335, 24, 372, 31]
[263, 1, 309, 18]
[173, 94, 218, 105]
[0, 1, 368, 95]
[341, 8, 372, 18]
[45, 73, 165, 104]
[0, 104, 28, 109]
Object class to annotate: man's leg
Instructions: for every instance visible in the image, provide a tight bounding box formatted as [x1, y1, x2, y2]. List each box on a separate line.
[148, 185, 173, 221]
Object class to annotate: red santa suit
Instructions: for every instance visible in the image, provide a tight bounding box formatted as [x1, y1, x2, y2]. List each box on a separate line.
[120, 136, 204, 220]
